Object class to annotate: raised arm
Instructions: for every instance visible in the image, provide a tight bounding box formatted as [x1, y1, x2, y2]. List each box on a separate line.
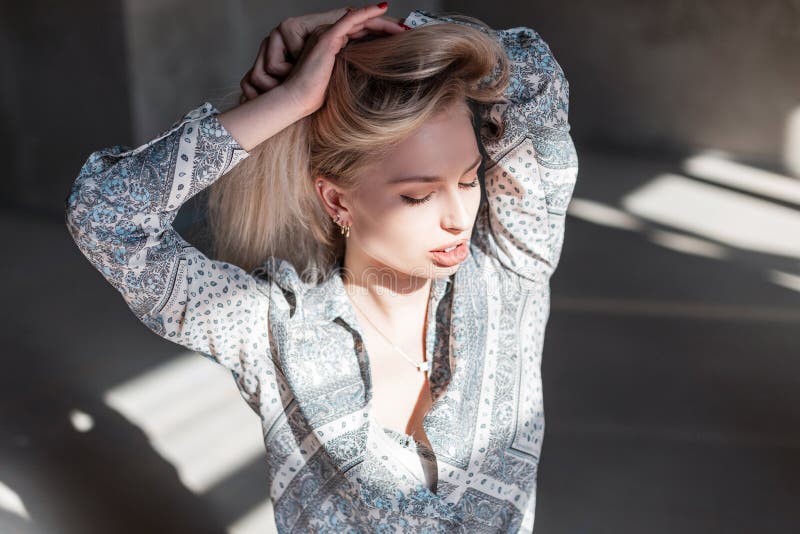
[476, 25, 578, 284]
[403, 10, 579, 285]
[64, 93, 297, 408]
[65, 6, 409, 411]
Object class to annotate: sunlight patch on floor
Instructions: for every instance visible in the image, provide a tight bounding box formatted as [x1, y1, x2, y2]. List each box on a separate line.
[567, 197, 729, 261]
[647, 228, 730, 259]
[784, 105, 800, 178]
[767, 269, 800, 293]
[0, 480, 30, 522]
[103, 352, 265, 494]
[683, 152, 800, 206]
[68, 409, 95, 432]
[620, 173, 800, 258]
[228, 499, 277, 534]
[567, 197, 644, 231]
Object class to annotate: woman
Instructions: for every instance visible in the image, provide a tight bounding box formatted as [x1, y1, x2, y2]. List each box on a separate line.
[65, 4, 578, 532]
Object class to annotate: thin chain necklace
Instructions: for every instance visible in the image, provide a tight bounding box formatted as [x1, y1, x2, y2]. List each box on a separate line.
[343, 283, 433, 376]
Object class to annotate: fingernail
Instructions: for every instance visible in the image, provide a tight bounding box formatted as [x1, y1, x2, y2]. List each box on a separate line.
[399, 23, 411, 30]
[377, 2, 388, 8]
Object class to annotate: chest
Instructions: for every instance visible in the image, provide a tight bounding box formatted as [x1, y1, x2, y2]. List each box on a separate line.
[359, 326, 434, 450]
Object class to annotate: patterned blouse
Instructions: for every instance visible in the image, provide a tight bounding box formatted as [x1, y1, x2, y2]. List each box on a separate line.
[65, 9, 578, 533]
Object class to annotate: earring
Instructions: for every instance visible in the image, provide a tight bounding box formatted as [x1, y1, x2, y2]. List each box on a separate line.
[332, 214, 350, 238]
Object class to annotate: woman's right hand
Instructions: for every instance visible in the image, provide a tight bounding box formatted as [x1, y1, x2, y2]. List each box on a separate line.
[239, 4, 406, 117]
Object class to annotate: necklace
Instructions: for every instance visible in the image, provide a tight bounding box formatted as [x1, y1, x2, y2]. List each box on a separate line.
[344, 285, 433, 376]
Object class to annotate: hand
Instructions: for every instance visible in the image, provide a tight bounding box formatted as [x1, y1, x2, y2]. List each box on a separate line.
[239, 4, 406, 116]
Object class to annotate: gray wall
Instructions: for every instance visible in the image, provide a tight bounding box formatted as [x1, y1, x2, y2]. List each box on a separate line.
[124, 0, 440, 144]
[0, 0, 439, 217]
[446, 0, 800, 170]
[3, 0, 798, 217]
[0, 1, 132, 215]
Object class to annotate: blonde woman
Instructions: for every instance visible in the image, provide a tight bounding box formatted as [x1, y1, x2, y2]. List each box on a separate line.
[65, 4, 578, 532]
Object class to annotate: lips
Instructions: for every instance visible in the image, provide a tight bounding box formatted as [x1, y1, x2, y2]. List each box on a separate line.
[430, 239, 469, 267]
[431, 238, 467, 252]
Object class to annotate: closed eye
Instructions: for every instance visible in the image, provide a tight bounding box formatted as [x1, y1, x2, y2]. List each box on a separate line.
[400, 176, 480, 206]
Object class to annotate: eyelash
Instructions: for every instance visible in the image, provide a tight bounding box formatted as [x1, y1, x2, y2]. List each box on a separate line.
[400, 176, 480, 206]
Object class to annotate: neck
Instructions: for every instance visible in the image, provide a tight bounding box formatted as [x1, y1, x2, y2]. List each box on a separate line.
[340, 246, 432, 330]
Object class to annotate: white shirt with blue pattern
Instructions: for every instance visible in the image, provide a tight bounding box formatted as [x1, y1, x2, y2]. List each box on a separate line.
[65, 9, 578, 533]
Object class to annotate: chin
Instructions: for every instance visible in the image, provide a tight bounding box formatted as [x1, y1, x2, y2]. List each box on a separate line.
[430, 260, 464, 273]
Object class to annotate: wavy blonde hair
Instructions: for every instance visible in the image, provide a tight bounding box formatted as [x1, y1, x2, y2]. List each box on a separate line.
[208, 12, 510, 284]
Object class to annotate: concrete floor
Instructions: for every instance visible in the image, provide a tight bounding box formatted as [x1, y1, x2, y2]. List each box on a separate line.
[1, 145, 798, 533]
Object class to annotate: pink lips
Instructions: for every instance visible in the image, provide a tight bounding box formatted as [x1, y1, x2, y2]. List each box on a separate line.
[432, 238, 466, 252]
[430, 240, 469, 267]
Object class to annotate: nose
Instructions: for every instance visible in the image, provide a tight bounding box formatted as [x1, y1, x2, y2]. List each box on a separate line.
[441, 188, 472, 232]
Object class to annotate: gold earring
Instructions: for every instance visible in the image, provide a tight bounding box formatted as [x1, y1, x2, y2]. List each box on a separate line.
[333, 214, 350, 238]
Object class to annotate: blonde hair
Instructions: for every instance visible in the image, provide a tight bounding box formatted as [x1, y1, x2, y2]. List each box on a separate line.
[208, 12, 510, 284]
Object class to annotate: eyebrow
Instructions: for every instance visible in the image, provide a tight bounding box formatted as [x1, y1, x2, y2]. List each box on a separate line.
[387, 154, 483, 184]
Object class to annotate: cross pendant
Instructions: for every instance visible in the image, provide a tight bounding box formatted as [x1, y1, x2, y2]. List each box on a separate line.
[416, 359, 432, 375]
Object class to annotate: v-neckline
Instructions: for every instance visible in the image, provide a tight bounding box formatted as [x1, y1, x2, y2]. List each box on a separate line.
[338, 270, 443, 456]
[321, 258, 455, 481]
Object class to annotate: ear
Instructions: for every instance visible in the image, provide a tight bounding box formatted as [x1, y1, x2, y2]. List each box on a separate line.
[314, 175, 352, 223]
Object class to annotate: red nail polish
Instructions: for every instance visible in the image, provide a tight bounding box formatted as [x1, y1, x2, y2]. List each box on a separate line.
[399, 23, 411, 30]
[377, 2, 388, 8]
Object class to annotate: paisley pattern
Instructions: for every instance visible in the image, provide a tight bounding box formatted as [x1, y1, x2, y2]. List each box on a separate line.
[64, 9, 578, 533]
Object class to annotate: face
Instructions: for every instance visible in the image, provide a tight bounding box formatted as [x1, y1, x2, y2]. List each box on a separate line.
[318, 101, 483, 287]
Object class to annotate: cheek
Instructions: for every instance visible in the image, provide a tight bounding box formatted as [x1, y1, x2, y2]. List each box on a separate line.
[469, 187, 483, 213]
[362, 205, 435, 261]
[381, 206, 434, 244]
[354, 188, 481, 256]
[353, 194, 423, 244]
[459, 187, 483, 224]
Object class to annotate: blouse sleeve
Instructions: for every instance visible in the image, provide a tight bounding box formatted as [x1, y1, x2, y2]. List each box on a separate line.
[64, 102, 276, 409]
[403, 10, 580, 285]
[475, 25, 579, 285]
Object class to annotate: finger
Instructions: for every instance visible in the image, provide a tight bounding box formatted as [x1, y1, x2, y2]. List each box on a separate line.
[336, 4, 390, 28]
[246, 33, 284, 90]
[359, 16, 406, 35]
[251, 37, 268, 73]
[240, 78, 260, 100]
[249, 68, 281, 92]
[340, 19, 383, 39]
[346, 16, 406, 39]
[289, 24, 326, 69]
[286, 7, 399, 57]
[293, 7, 400, 39]
[326, 4, 391, 46]
[264, 30, 294, 77]
[277, 22, 307, 63]
[294, 7, 351, 37]
[292, 6, 390, 71]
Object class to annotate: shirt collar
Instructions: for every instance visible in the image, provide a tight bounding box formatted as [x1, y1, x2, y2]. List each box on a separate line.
[256, 256, 453, 326]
